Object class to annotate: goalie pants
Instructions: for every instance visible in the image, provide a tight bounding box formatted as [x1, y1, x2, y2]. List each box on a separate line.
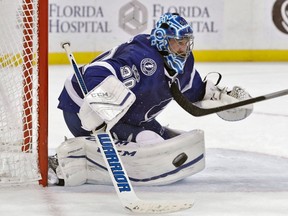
[63, 111, 173, 141]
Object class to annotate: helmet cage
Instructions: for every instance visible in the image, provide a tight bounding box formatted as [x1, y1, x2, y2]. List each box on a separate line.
[166, 33, 194, 60]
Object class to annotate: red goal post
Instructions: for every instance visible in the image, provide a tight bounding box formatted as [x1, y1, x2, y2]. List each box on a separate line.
[0, 0, 48, 186]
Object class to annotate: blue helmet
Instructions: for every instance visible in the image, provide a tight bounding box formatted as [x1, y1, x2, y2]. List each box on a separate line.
[150, 13, 194, 74]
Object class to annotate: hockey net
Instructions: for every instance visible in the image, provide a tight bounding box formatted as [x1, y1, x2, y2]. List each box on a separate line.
[0, 0, 48, 185]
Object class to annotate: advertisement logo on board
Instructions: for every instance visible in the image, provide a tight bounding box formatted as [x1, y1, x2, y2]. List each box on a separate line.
[272, 0, 288, 34]
[119, 0, 148, 35]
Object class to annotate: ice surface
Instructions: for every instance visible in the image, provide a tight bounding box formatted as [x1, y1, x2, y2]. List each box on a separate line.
[1, 62, 288, 216]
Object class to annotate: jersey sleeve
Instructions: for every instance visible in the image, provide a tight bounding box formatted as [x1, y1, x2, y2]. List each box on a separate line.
[82, 63, 116, 92]
[183, 70, 206, 102]
[179, 54, 206, 103]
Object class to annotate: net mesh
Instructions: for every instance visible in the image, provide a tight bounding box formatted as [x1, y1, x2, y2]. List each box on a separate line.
[0, 0, 41, 184]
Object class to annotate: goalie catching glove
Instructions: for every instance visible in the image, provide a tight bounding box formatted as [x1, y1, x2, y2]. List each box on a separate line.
[197, 72, 253, 121]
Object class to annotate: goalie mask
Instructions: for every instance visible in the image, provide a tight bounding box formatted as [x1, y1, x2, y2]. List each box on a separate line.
[150, 13, 194, 74]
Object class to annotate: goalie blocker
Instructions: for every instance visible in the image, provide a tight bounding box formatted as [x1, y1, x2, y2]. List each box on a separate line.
[54, 129, 205, 186]
[78, 75, 136, 132]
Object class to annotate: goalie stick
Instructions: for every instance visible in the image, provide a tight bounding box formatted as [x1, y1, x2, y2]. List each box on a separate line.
[61, 42, 193, 214]
[170, 81, 288, 117]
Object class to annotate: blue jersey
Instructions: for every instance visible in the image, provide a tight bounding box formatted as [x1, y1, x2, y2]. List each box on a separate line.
[58, 34, 205, 129]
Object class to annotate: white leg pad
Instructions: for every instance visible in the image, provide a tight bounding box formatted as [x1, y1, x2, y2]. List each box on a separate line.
[56, 139, 88, 186]
[56, 129, 205, 186]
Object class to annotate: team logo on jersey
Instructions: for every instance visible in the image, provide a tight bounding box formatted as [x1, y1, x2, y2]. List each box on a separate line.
[140, 98, 171, 124]
[140, 58, 157, 76]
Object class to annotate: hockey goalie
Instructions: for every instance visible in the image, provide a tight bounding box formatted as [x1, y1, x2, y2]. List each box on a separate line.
[49, 13, 253, 187]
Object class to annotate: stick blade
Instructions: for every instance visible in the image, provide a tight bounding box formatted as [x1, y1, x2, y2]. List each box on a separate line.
[124, 199, 194, 214]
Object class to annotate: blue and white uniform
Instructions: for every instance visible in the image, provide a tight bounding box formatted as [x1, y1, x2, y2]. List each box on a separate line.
[58, 34, 206, 141]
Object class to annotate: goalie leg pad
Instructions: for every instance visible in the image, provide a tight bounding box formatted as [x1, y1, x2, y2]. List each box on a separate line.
[56, 129, 205, 186]
[117, 129, 205, 185]
[56, 139, 88, 186]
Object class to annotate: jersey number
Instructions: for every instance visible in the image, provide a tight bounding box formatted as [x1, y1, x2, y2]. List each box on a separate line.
[120, 65, 140, 89]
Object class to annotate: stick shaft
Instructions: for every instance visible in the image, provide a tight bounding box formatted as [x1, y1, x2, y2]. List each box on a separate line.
[171, 82, 288, 117]
[61, 41, 138, 205]
[62, 42, 88, 96]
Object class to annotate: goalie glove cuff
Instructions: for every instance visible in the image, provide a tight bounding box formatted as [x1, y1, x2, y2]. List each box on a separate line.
[203, 80, 228, 101]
